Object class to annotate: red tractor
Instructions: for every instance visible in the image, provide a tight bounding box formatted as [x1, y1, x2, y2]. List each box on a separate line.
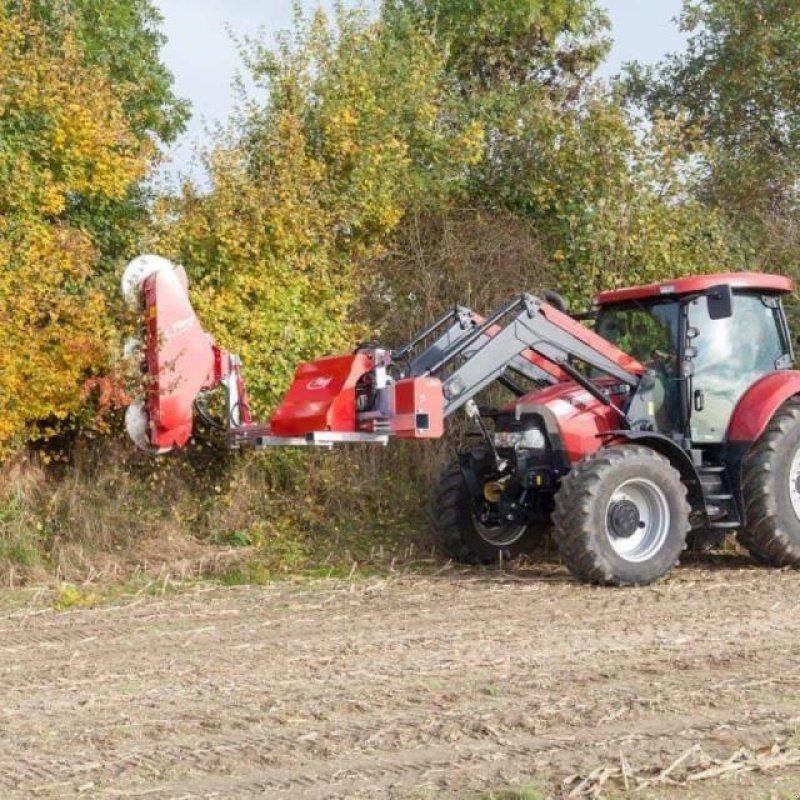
[122, 256, 800, 585]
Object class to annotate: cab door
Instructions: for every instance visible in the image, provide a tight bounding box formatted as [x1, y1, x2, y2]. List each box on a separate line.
[687, 292, 791, 443]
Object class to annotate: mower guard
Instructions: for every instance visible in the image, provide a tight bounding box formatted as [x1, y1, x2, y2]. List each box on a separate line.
[138, 264, 217, 450]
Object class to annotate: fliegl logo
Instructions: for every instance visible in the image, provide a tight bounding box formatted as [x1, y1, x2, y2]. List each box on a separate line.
[307, 376, 333, 390]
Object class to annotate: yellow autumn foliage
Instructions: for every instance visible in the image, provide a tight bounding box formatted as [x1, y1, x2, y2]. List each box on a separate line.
[153, 10, 484, 415]
[0, 6, 148, 455]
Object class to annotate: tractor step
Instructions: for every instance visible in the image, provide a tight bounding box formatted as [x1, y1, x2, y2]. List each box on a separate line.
[696, 465, 740, 526]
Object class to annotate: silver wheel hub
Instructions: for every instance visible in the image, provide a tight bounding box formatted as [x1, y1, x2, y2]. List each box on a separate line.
[474, 517, 527, 548]
[789, 447, 800, 519]
[605, 478, 670, 563]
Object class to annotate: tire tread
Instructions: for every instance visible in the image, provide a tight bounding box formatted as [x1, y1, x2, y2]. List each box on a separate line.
[552, 445, 690, 586]
[739, 400, 800, 567]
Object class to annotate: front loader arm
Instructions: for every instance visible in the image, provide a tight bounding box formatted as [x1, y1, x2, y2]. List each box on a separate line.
[418, 294, 644, 417]
[400, 305, 567, 386]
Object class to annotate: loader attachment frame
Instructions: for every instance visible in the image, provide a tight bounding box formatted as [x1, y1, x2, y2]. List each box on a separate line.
[413, 294, 643, 417]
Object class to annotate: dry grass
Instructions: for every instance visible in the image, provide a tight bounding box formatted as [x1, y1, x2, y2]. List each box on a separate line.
[367, 208, 553, 339]
[0, 436, 452, 587]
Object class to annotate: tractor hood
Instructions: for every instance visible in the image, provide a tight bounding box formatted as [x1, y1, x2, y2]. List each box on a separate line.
[512, 379, 626, 464]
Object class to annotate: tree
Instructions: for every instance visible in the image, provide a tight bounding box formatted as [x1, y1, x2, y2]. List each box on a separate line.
[4, 0, 189, 270]
[6, 0, 189, 145]
[626, 0, 800, 217]
[380, 0, 748, 307]
[383, 0, 610, 96]
[0, 4, 150, 455]
[154, 7, 484, 413]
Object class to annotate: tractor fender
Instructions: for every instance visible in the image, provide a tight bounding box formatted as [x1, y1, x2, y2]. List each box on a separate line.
[724, 371, 800, 526]
[726, 370, 800, 444]
[600, 431, 705, 513]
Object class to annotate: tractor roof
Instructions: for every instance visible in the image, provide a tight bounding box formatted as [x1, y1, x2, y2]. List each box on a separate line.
[594, 272, 794, 306]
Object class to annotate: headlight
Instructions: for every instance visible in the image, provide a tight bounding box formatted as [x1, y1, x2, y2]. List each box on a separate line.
[493, 426, 546, 450]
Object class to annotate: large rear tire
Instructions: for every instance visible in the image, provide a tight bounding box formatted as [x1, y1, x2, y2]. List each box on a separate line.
[739, 400, 800, 567]
[552, 445, 690, 586]
[431, 457, 545, 564]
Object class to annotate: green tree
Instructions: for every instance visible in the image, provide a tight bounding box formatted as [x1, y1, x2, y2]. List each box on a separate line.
[154, 6, 484, 413]
[381, 0, 748, 307]
[383, 0, 610, 95]
[0, 3, 150, 455]
[626, 0, 800, 216]
[4, 0, 189, 270]
[6, 0, 189, 145]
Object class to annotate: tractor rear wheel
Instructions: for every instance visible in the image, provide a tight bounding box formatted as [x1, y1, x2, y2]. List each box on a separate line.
[552, 445, 690, 586]
[739, 400, 800, 567]
[431, 457, 545, 564]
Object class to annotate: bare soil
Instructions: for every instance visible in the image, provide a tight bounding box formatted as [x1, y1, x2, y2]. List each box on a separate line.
[1, 555, 800, 799]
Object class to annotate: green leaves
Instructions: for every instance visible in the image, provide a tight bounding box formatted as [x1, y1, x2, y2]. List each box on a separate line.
[626, 0, 800, 218]
[0, 3, 166, 456]
[383, 0, 611, 94]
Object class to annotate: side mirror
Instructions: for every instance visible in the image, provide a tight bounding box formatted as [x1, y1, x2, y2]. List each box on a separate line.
[707, 284, 733, 320]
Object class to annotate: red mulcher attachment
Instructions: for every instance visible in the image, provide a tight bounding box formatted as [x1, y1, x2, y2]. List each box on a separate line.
[122, 256, 253, 452]
[269, 353, 444, 440]
[121, 256, 443, 452]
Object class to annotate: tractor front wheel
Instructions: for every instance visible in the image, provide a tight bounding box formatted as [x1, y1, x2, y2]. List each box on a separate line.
[431, 457, 545, 564]
[552, 445, 690, 586]
[739, 400, 800, 566]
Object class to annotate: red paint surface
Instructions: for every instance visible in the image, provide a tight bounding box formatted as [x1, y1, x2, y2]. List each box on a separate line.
[727, 371, 800, 442]
[391, 377, 444, 439]
[594, 272, 793, 306]
[144, 266, 217, 449]
[270, 353, 374, 436]
[512, 380, 624, 463]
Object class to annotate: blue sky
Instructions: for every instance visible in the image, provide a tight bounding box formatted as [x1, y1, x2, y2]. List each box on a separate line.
[156, 0, 686, 180]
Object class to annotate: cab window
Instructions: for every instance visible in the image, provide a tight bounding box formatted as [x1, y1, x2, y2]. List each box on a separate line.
[595, 301, 680, 371]
[594, 300, 682, 432]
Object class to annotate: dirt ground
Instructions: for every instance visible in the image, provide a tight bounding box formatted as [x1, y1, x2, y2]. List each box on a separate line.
[1, 554, 800, 799]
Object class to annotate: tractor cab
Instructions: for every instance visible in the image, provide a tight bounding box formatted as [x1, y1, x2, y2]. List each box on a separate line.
[593, 273, 795, 445]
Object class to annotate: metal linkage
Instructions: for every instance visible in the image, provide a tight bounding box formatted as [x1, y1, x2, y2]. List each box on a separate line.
[415, 294, 642, 417]
[396, 302, 558, 388]
[229, 427, 390, 449]
[393, 306, 474, 366]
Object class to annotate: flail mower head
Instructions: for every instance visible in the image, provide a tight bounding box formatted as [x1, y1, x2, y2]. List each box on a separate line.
[122, 255, 252, 452]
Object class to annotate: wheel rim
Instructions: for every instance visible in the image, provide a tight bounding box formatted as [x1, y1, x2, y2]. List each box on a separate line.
[605, 478, 671, 563]
[789, 447, 800, 520]
[474, 518, 527, 548]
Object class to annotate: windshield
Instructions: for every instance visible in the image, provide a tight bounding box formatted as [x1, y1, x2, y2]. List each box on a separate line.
[594, 299, 682, 433]
[594, 300, 680, 370]
[688, 292, 787, 443]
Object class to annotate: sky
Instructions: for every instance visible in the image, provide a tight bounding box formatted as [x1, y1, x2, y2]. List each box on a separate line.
[155, 0, 687, 181]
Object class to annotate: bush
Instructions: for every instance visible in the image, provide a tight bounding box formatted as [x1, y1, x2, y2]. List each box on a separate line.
[0, 4, 149, 456]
